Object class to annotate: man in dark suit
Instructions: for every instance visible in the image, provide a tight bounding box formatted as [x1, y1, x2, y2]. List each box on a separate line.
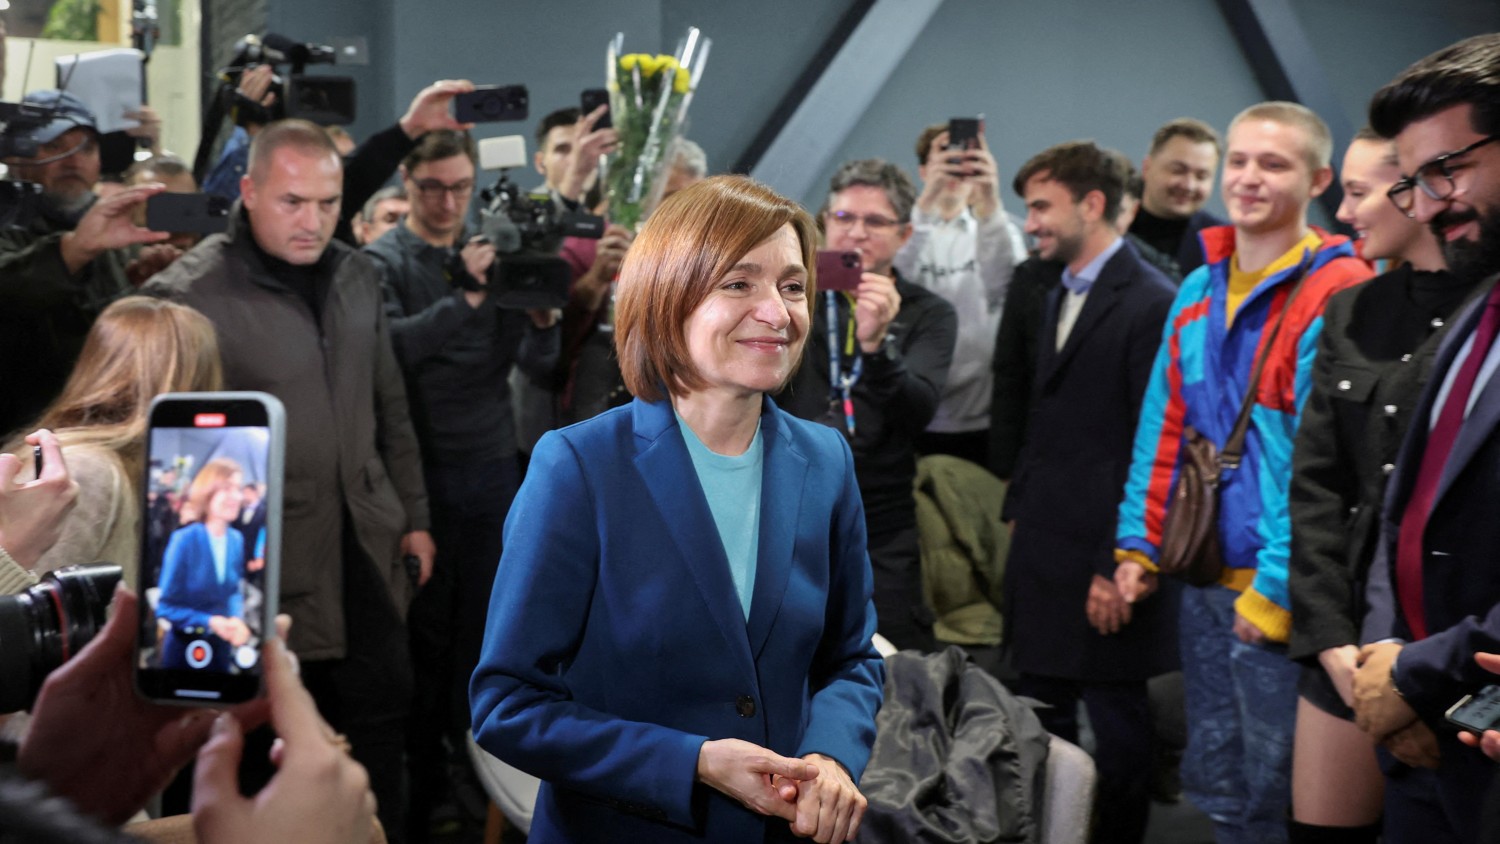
[1352, 34, 1500, 844]
[1002, 141, 1178, 844]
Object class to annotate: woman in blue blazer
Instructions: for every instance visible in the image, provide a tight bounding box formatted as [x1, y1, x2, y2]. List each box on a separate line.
[158, 457, 250, 673]
[471, 176, 884, 843]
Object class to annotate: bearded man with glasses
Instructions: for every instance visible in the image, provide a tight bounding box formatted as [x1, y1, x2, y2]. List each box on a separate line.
[777, 158, 957, 652]
[1351, 33, 1500, 844]
[362, 127, 560, 841]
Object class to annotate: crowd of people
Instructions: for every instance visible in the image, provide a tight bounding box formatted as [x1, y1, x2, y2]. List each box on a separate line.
[2, 21, 1500, 844]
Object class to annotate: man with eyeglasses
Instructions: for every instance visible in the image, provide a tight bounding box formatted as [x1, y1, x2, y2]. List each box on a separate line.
[1351, 34, 1500, 844]
[778, 158, 957, 653]
[0, 89, 173, 433]
[354, 185, 410, 246]
[364, 128, 559, 840]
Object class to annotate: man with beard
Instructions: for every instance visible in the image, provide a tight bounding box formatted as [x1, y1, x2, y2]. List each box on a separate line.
[0, 90, 171, 433]
[1351, 33, 1500, 844]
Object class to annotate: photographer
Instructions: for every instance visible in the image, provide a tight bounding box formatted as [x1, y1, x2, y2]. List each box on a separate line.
[532, 105, 618, 209]
[365, 128, 557, 838]
[0, 90, 172, 435]
[0, 429, 77, 594]
[202, 64, 472, 246]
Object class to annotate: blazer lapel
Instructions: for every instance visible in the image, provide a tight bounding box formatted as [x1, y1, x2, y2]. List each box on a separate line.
[630, 399, 757, 677]
[1037, 286, 1063, 380]
[746, 401, 809, 659]
[1043, 246, 1132, 384]
[1433, 283, 1500, 510]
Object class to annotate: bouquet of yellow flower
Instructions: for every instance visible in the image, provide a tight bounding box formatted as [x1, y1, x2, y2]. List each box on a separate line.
[603, 28, 711, 230]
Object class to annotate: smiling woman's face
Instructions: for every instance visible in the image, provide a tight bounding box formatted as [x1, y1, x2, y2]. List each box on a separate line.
[681, 224, 809, 399]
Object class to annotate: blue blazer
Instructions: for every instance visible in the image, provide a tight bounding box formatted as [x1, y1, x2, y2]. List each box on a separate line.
[470, 396, 884, 843]
[157, 521, 246, 629]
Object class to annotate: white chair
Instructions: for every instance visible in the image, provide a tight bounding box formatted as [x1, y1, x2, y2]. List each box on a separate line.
[1038, 734, 1097, 844]
[466, 730, 540, 841]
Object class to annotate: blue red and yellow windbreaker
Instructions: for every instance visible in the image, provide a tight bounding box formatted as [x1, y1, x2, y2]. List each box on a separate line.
[1114, 226, 1372, 641]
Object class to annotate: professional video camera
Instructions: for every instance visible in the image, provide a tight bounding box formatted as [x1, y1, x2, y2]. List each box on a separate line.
[467, 171, 605, 310]
[0, 564, 123, 713]
[221, 34, 353, 127]
[1, 99, 55, 230]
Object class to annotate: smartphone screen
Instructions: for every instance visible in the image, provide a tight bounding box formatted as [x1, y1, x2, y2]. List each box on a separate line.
[816, 249, 863, 293]
[136, 392, 284, 705]
[1447, 684, 1500, 734]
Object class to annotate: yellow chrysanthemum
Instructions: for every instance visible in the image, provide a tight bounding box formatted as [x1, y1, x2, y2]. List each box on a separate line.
[619, 54, 641, 72]
[674, 67, 691, 94]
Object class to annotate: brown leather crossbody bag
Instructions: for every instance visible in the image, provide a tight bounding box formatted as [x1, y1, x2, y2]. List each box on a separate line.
[1157, 277, 1306, 586]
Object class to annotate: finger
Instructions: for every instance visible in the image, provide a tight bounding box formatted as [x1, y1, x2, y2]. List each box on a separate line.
[795, 785, 820, 838]
[269, 736, 287, 767]
[27, 429, 66, 482]
[191, 713, 251, 824]
[275, 613, 292, 640]
[751, 754, 819, 783]
[845, 794, 867, 841]
[1476, 652, 1500, 675]
[819, 783, 847, 844]
[153, 709, 218, 773]
[261, 638, 332, 750]
[1459, 730, 1480, 748]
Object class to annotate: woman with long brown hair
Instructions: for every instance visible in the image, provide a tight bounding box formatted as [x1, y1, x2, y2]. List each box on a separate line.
[4, 296, 222, 588]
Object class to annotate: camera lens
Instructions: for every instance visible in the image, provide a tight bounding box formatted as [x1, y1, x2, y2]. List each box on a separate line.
[0, 564, 122, 714]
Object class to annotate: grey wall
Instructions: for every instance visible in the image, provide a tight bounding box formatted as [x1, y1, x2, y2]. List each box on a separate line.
[257, 0, 1497, 211]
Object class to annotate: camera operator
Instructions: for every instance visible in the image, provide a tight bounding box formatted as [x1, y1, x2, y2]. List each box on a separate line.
[364, 128, 558, 838]
[203, 65, 473, 247]
[0, 90, 172, 435]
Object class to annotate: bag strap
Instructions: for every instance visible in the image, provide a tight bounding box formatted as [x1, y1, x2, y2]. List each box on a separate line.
[1220, 267, 1310, 469]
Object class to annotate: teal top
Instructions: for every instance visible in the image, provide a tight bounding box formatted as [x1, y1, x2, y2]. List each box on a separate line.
[676, 411, 763, 621]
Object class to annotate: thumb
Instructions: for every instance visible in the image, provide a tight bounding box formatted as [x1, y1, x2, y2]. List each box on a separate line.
[192, 713, 251, 822]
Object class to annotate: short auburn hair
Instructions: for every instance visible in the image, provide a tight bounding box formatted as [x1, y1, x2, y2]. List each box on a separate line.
[615, 175, 818, 402]
[185, 457, 244, 521]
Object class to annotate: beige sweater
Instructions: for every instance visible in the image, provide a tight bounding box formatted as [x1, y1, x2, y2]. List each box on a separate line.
[31, 445, 140, 588]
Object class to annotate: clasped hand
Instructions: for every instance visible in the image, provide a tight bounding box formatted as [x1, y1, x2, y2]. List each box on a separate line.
[697, 739, 866, 841]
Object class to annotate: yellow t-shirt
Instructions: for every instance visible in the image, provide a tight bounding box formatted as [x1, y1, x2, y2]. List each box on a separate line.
[1225, 230, 1322, 325]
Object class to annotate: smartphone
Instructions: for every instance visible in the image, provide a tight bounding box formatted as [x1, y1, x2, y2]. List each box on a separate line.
[580, 88, 612, 130]
[1447, 684, 1500, 734]
[145, 193, 232, 235]
[816, 249, 863, 293]
[947, 116, 982, 151]
[454, 84, 529, 124]
[33, 445, 42, 478]
[136, 392, 285, 705]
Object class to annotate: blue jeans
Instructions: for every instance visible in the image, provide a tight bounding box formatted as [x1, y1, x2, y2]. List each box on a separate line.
[1179, 584, 1299, 844]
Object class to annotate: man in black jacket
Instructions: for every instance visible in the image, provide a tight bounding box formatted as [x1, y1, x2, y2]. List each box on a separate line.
[778, 159, 957, 652]
[148, 120, 431, 843]
[364, 129, 558, 838]
[1128, 118, 1225, 277]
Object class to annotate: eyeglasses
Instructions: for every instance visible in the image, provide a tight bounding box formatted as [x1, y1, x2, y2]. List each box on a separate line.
[412, 179, 474, 199]
[825, 210, 904, 232]
[1386, 134, 1500, 216]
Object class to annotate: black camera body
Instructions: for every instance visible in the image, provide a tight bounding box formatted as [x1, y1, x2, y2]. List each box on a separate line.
[460, 172, 604, 310]
[1, 100, 55, 230]
[0, 564, 123, 713]
[222, 34, 354, 126]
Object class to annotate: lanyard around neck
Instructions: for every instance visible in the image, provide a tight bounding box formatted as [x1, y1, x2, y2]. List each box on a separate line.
[825, 291, 862, 436]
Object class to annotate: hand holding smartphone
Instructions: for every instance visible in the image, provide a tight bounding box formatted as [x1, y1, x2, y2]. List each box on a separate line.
[1447, 685, 1500, 735]
[135, 392, 285, 705]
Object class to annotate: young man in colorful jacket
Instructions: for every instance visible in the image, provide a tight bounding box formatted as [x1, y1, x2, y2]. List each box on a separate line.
[1112, 102, 1372, 844]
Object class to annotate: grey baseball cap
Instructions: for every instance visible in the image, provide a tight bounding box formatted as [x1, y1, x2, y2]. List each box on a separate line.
[20, 90, 99, 145]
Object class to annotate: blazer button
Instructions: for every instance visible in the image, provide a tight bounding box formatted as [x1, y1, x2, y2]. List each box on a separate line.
[1383, 463, 1396, 476]
[736, 695, 756, 718]
[1431, 317, 1445, 328]
[1401, 354, 1414, 362]
[1337, 379, 1352, 391]
[1385, 404, 1398, 416]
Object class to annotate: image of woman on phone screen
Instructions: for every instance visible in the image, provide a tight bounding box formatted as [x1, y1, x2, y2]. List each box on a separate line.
[157, 457, 250, 672]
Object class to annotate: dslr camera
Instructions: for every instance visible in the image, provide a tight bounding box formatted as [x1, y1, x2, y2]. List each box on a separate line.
[0, 565, 123, 713]
[0, 100, 54, 230]
[221, 33, 354, 126]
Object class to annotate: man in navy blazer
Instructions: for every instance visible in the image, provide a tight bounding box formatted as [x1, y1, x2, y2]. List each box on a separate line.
[471, 396, 883, 842]
[1003, 141, 1178, 844]
[1353, 34, 1500, 844]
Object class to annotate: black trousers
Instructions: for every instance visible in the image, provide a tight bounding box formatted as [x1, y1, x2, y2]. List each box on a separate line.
[300, 517, 415, 844]
[405, 455, 519, 835]
[1017, 674, 1153, 844]
[867, 524, 936, 653]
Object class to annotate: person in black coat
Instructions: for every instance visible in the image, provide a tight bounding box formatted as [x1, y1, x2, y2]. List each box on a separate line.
[1002, 142, 1177, 844]
[1286, 128, 1480, 844]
